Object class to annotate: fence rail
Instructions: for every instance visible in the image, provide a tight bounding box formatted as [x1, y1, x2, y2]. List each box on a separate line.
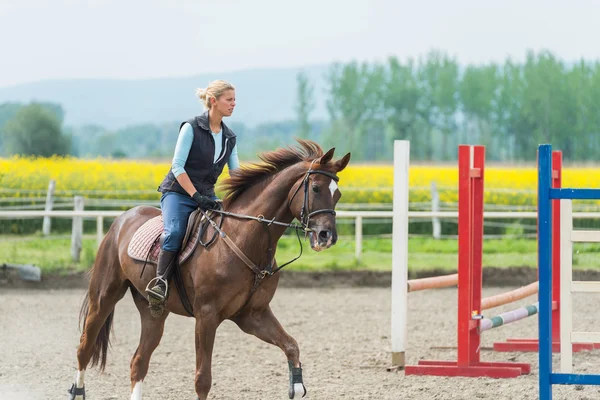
[4, 209, 600, 260]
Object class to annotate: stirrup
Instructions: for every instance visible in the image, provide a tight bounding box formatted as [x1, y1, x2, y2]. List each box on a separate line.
[145, 276, 168, 302]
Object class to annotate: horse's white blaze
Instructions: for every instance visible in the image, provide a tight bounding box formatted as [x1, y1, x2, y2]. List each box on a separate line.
[329, 180, 338, 197]
[75, 370, 85, 388]
[131, 381, 142, 400]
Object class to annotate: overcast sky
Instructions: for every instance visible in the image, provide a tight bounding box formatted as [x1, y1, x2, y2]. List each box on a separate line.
[1, 0, 599, 88]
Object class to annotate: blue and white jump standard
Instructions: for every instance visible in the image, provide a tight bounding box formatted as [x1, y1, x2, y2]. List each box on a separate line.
[538, 144, 600, 399]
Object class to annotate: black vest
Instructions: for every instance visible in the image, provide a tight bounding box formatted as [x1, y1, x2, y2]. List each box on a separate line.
[158, 111, 237, 197]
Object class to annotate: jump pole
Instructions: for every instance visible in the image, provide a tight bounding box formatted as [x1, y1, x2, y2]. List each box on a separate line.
[407, 273, 457, 292]
[404, 145, 531, 378]
[407, 276, 538, 308]
[479, 302, 540, 333]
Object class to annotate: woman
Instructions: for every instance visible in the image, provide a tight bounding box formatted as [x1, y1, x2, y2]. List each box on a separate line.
[146, 80, 240, 310]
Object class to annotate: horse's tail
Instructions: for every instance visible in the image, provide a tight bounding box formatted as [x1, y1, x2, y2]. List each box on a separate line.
[78, 289, 115, 372]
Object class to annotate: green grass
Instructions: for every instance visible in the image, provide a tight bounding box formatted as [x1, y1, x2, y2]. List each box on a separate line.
[277, 237, 540, 272]
[0, 234, 97, 275]
[2, 234, 600, 275]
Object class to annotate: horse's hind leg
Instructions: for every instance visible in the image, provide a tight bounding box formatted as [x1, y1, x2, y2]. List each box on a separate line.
[232, 306, 307, 399]
[128, 288, 169, 400]
[68, 248, 128, 399]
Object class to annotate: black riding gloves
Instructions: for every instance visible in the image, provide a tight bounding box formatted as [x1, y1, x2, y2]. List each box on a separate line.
[192, 192, 218, 210]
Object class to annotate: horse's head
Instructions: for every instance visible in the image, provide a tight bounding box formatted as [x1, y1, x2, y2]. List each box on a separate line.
[288, 147, 351, 252]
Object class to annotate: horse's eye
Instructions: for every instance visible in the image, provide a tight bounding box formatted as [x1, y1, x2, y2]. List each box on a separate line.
[312, 185, 320, 193]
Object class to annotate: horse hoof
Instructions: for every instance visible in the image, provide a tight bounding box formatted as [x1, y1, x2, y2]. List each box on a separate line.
[289, 383, 307, 399]
[68, 383, 85, 399]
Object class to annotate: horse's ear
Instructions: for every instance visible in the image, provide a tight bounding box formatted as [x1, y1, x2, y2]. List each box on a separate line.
[318, 148, 335, 165]
[333, 152, 351, 172]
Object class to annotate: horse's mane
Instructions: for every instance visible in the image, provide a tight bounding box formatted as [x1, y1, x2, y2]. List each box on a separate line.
[221, 139, 324, 207]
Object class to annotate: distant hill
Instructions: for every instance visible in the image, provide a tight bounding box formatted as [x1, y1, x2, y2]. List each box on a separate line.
[0, 65, 332, 129]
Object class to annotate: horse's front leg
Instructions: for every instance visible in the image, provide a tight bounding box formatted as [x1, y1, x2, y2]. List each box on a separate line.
[194, 312, 219, 400]
[233, 306, 306, 399]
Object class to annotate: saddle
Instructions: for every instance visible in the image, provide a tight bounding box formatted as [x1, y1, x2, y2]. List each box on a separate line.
[127, 208, 217, 266]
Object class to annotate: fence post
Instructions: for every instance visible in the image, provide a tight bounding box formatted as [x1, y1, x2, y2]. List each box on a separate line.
[431, 181, 441, 239]
[97, 216, 104, 249]
[355, 216, 363, 261]
[42, 179, 56, 236]
[71, 196, 84, 262]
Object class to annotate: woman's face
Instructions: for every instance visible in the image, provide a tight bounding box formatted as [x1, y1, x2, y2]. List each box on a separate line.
[213, 89, 236, 117]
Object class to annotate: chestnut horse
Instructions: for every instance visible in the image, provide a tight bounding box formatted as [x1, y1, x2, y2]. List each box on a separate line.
[68, 140, 351, 400]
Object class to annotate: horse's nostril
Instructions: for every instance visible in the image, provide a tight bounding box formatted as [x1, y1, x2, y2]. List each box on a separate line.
[318, 230, 331, 241]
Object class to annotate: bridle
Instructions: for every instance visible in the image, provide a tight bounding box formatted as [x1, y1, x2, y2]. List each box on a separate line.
[287, 160, 340, 231]
[198, 164, 340, 313]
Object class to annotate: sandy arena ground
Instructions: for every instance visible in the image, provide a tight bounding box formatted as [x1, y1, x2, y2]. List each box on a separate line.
[2, 286, 600, 400]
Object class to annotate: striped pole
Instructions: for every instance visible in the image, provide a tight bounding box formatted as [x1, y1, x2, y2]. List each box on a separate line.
[479, 303, 539, 333]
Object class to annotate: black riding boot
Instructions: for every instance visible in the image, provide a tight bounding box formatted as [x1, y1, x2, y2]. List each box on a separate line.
[145, 249, 178, 315]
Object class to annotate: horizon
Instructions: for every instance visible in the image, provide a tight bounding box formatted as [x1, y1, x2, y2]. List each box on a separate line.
[4, 52, 600, 90]
[0, 62, 334, 89]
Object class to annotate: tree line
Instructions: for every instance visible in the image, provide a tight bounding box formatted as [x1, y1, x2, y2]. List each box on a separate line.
[2, 50, 600, 162]
[0, 103, 325, 161]
[322, 50, 600, 162]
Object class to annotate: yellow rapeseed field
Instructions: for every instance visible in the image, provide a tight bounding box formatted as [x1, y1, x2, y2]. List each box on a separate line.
[0, 156, 167, 200]
[2, 156, 600, 208]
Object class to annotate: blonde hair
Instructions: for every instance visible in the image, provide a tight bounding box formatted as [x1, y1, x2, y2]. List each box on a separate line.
[195, 80, 235, 110]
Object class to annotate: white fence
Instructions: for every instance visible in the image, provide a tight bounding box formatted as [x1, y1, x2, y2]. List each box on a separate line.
[4, 209, 600, 261]
[560, 199, 600, 373]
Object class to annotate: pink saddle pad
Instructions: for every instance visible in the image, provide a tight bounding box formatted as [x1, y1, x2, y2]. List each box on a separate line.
[127, 214, 205, 265]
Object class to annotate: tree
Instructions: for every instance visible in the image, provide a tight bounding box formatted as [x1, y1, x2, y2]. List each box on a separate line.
[0, 103, 22, 155]
[111, 149, 128, 159]
[490, 59, 525, 160]
[294, 71, 315, 139]
[519, 51, 568, 160]
[325, 61, 383, 160]
[384, 57, 427, 158]
[69, 124, 107, 157]
[459, 64, 498, 152]
[1, 102, 63, 156]
[95, 132, 118, 157]
[2, 103, 70, 156]
[418, 51, 459, 160]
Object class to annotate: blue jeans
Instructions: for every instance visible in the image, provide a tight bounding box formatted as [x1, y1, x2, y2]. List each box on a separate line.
[160, 192, 219, 251]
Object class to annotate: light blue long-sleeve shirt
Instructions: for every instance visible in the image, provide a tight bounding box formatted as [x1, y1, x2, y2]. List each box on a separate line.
[171, 122, 240, 177]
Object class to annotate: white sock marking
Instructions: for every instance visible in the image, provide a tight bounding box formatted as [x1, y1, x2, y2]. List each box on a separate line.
[329, 180, 338, 197]
[76, 370, 85, 388]
[131, 381, 143, 400]
[292, 382, 306, 398]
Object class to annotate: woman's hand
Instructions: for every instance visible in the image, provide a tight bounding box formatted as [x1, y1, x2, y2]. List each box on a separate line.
[192, 192, 217, 210]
